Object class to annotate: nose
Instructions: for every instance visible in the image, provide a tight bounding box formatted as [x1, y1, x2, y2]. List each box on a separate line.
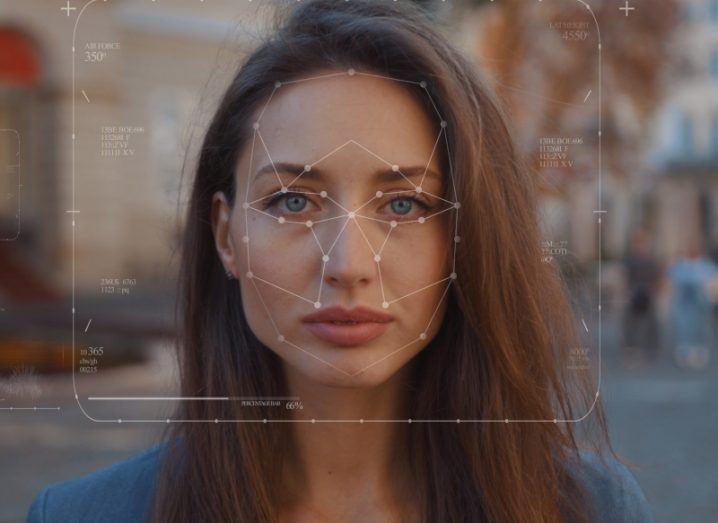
[322, 215, 376, 290]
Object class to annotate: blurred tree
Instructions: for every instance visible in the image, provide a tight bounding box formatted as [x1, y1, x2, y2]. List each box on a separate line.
[461, 0, 679, 188]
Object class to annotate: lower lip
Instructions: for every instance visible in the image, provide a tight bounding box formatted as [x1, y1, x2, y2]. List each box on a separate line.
[302, 321, 391, 347]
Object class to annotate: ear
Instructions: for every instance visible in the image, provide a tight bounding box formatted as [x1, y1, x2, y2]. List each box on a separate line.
[211, 191, 237, 278]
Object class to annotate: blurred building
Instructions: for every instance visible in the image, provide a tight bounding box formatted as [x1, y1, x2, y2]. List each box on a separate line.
[649, 0, 718, 261]
[0, 0, 267, 300]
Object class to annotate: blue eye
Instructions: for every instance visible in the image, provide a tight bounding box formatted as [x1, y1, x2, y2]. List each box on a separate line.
[264, 190, 430, 219]
[390, 198, 413, 215]
[284, 194, 308, 212]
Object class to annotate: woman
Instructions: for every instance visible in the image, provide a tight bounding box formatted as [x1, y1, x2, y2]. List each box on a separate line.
[27, 1, 654, 522]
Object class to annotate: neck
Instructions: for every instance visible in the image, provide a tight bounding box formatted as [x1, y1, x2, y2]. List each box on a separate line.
[279, 361, 417, 520]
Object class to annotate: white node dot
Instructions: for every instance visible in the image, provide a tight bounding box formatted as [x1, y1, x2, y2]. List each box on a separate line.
[280, 186, 288, 193]
[263, 419, 267, 423]
[314, 301, 321, 309]
[392, 164, 399, 172]
[454, 202, 461, 209]
[320, 190, 327, 198]
[278, 217, 285, 224]
[420, 80, 427, 88]
[408, 418, 412, 423]
[505, 419, 509, 423]
[312, 418, 316, 423]
[348, 68, 355, 76]
[450, 272, 457, 280]
[360, 419, 364, 423]
[375, 190, 383, 198]
[348, 211, 356, 219]
[246, 271, 253, 279]
[215, 419, 219, 423]
[415, 186, 423, 193]
[278, 334, 285, 342]
[274, 81, 282, 88]
[382, 301, 389, 309]
[454, 235, 461, 243]
[456, 419, 461, 423]
[305, 220, 313, 228]
[419, 332, 427, 340]
[253, 122, 259, 130]
[242, 235, 249, 243]
[418, 217, 425, 224]
[440, 120, 447, 128]
[390, 220, 397, 228]
[553, 419, 558, 423]
[166, 419, 170, 423]
[242, 202, 249, 209]
[304, 164, 311, 172]
[118, 419, 122, 424]
[322, 254, 329, 262]
[374, 254, 381, 262]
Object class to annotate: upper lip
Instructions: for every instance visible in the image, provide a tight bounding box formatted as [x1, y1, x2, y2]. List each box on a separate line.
[302, 305, 394, 324]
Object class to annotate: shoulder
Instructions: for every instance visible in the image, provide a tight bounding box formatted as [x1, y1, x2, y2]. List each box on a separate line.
[572, 449, 655, 523]
[26, 444, 164, 523]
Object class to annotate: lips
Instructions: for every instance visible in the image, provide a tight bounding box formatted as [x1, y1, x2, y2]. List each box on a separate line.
[302, 305, 394, 347]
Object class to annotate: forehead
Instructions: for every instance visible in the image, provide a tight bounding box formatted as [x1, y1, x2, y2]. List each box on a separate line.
[242, 72, 442, 179]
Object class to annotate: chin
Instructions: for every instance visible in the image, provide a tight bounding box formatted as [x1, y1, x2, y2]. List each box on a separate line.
[329, 366, 396, 389]
[286, 348, 409, 389]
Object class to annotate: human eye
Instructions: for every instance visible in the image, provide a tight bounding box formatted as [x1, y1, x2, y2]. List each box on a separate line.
[262, 189, 317, 216]
[380, 193, 433, 220]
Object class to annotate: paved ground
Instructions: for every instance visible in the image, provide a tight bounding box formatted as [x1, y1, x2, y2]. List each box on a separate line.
[1, 322, 716, 523]
[601, 312, 718, 523]
[604, 362, 718, 523]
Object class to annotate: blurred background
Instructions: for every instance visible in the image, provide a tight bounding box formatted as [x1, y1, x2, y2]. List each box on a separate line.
[0, 0, 716, 521]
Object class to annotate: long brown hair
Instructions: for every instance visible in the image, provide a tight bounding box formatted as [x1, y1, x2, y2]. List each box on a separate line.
[153, 1, 614, 521]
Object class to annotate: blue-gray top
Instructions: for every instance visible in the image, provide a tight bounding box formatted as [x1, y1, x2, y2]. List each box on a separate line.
[26, 445, 655, 522]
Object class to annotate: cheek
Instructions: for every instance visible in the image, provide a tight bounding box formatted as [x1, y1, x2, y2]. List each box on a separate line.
[236, 214, 319, 340]
[380, 220, 452, 287]
[238, 214, 319, 283]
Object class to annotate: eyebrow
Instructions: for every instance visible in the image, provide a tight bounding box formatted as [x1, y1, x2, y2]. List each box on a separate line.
[251, 162, 443, 185]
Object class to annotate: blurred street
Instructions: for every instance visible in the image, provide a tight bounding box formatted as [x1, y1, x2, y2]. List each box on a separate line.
[601, 308, 718, 523]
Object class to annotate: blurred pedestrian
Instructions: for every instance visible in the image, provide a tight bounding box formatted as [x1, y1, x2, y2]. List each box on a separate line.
[667, 241, 718, 370]
[620, 228, 661, 368]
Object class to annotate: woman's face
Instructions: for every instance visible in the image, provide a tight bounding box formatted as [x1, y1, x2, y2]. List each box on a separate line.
[213, 70, 456, 388]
